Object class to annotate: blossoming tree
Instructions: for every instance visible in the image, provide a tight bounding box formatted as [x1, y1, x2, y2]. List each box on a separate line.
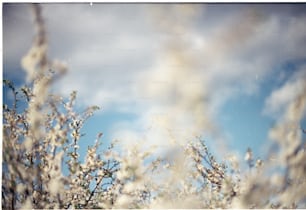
[2, 3, 306, 209]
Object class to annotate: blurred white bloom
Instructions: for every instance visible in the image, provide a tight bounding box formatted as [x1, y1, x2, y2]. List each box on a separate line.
[228, 155, 239, 171]
[196, 164, 204, 172]
[115, 194, 131, 208]
[231, 196, 245, 208]
[22, 197, 33, 209]
[116, 170, 129, 180]
[23, 137, 33, 151]
[52, 59, 68, 74]
[163, 163, 170, 169]
[16, 184, 25, 194]
[255, 159, 263, 168]
[21, 44, 48, 82]
[270, 174, 283, 187]
[71, 130, 80, 139]
[244, 148, 253, 161]
[48, 178, 61, 196]
[124, 182, 136, 193]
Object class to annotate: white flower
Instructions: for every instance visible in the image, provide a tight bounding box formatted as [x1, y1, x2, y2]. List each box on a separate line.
[255, 159, 263, 168]
[116, 194, 131, 208]
[244, 148, 253, 161]
[71, 130, 80, 139]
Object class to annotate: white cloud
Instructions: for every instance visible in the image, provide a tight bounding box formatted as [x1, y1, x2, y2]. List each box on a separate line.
[3, 4, 33, 75]
[264, 67, 306, 120]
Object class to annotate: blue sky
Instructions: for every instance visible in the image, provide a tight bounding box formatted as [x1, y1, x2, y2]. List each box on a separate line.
[3, 3, 306, 164]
